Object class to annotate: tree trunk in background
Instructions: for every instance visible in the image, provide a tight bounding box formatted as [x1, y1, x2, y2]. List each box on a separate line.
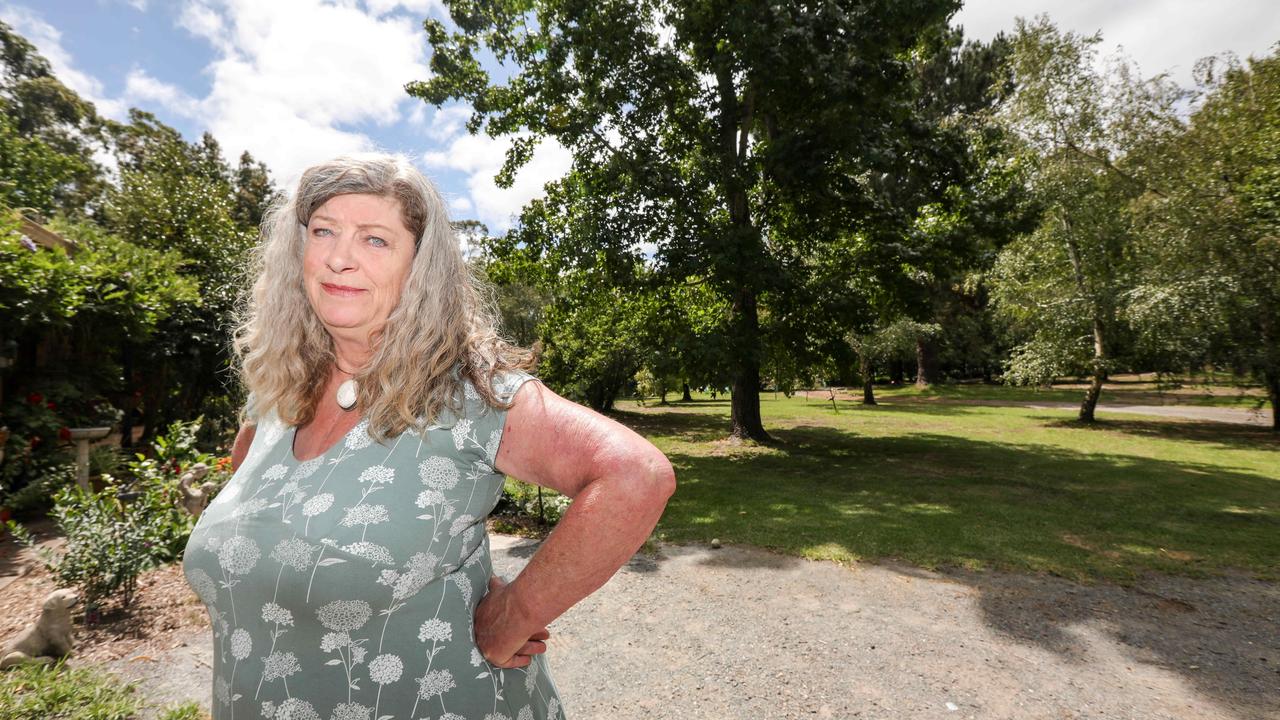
[729, 287, 769, 441]
[915, 337, 939, 388]
[1079, 315, 1106, 422]
[682, 381, 692, 402]
[860, 353, 877, 405]
[1267, 368, 1279, 431]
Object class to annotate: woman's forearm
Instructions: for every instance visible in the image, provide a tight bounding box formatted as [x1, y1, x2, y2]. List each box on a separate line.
[504, 456, 675, 635]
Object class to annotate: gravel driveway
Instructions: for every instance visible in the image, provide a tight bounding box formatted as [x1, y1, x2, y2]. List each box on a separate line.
[109, 534, 1278, 720]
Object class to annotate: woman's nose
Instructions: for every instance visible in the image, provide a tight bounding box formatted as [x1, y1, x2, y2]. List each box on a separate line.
[324, 233, 358, 272]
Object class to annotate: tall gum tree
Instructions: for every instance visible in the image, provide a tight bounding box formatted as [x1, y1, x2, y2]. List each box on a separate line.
[409, 0, 956, 440]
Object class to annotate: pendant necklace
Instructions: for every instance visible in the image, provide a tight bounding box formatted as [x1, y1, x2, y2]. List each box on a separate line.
[335, 363, 359, 411]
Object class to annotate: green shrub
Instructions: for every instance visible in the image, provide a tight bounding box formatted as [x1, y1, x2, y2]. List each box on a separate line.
[498, 478, 572, 526]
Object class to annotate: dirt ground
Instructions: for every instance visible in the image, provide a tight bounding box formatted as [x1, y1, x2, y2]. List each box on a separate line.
[4, 532, 1273, 720]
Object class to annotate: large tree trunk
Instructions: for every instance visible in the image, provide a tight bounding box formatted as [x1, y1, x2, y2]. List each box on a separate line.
[915, 336, 938, 388]
[860, 353, 877, 405]
[729, 286, 769, 441]
[1079, 315, 1106, 423]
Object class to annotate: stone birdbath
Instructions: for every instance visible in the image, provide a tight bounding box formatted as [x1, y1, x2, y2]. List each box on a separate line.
[67, 427, 111, 491]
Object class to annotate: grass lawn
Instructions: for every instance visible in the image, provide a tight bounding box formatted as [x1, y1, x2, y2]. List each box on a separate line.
[622, 388, 1279, 583]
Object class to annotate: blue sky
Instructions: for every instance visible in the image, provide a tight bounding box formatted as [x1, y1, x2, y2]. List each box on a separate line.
[4, 1, 1278, 233]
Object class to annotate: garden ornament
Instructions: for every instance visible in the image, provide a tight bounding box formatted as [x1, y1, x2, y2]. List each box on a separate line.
[0, 588, 79, 669]
[178, 462, 218, 516]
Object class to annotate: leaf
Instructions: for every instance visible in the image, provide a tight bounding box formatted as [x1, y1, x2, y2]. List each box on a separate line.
[317, 558, 346, 567]
[377, 716, 393, 720]
[326, 659, 343, 666]
[416, 514, 433, 520]
[232, 694, 242, 701]
[476, 672, 489, 679]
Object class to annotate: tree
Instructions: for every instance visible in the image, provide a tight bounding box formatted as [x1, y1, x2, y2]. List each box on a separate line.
[1128, 50, 1280, 428]
[410, 0, 957, 440]
[990, 16, 1183, 422]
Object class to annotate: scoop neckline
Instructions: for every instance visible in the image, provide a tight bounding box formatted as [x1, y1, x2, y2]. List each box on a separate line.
[289, 415, 365, 464]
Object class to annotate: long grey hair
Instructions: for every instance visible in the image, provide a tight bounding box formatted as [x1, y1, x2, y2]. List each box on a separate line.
[232, 153, 533, 438]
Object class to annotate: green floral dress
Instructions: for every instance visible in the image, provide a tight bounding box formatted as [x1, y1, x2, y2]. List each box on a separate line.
[183, 371, 565, 720]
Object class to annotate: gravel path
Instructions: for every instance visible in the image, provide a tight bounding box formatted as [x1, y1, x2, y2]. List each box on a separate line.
[1018, 403, 1272, 427]
[104, 534, 1279, 720]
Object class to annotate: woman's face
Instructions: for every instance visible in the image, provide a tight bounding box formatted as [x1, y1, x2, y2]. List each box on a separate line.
[302, 193, 417, 348]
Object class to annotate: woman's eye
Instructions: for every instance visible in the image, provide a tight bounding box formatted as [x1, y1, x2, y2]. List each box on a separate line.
[311, 227, 333, 237]
[368, 236, 388, 248]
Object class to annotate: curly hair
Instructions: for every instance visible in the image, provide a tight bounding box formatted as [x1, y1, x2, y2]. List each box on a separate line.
[232, 153, 533, 439]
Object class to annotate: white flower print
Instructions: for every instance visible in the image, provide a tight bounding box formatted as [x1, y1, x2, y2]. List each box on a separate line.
[525, 657, 538, 694]
[274, 698, 320, 720]
[291, 456, 324, 480]
[350, 645, 367, 665]
[357, 465, 395, 485]
[231, 628, 252, 659]
[418, 456, 460, 490]
[302, 493, 334, 517]
[261, 700, 275, 718]
[340, 541, 395, 565]
[215, 675, 231, 704]
[452, 573, 473, 607]
[464, 381, 481, 401]
[368, 653, 403, 684]
[275, 480, 300, 498]
[340, 504, 389, 527]
[232, 497, 270, 518]
[416, 668, 456, 699]
[261, 602, 293, 626]
[415, 489, 447, 508]
[449, 514, 476, 538]
[320, 632, 349, 652]
[376, 569, 399, 586]
[328, 702, 370, 720]
[392, 555, 438, 600]
[270, 538, 317, 570]
[262, 463, 288, 482]
[417, 618, 452, 643]
[262, 651, 301, 681]
[218, 536, 261, 575]
[547, 698, 560, 720]
[485, 431, 501, 465]
[344, 420, 373, 450]
[517, 706, 534, 720]
[470, 647, 483, 667]
[462, 523, 477, 545]
[188, 568, 218, 605]
[204, 534, 222, 552]
[450, 418, 472, 450]
[317, 600, 372, 632]
[482, 713, 511, 720]
[440, 715, 467, 720]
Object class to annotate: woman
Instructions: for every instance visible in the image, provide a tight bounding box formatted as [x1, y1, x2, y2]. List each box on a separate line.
[183, 154, 676, 720]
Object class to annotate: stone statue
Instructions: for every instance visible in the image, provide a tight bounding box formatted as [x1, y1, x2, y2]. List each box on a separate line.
[178, 462, 218, 517]
[1, 588, 79, 669]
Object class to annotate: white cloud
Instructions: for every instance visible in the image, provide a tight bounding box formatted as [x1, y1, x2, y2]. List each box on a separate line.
[363, 0, 442, 17]
[954, 0, 1280, 89]
[169, 0, 434, 184]
[423, 130, 573, 232]
[448, 195, 473, 213]
[0, 4, 127, 118]
[124, 69, 200, 117]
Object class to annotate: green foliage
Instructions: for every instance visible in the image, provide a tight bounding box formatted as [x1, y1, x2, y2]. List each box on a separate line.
[7, 484, 157, 612]
[499, 478, 571, 527]
[159, 702, 209, 720]
[0, 661, 142, 720]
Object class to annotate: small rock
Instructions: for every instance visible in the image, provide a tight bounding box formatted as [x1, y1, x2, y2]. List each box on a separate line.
[946, 702, 959, 712]
[711, 538, 722, 549]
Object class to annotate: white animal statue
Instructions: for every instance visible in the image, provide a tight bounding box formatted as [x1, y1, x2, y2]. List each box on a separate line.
[178, 462, 218, 516]
[1, 588, 79, 669]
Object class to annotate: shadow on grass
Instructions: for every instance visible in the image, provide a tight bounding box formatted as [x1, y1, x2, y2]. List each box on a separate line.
[646, 422, 1279, 716]
[1037, 415, 1280, 451]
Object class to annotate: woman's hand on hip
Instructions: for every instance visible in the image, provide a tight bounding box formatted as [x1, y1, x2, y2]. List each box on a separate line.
[474, 574, 550, 668]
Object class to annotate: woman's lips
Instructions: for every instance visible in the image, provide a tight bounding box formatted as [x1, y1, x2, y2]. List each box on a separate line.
[321, 282, 366, 297]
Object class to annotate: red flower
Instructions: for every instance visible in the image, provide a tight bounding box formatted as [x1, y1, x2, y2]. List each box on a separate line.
[27, 392, 43, 405]
[58, 427, 71, 442]
[46, 401, 56, 410]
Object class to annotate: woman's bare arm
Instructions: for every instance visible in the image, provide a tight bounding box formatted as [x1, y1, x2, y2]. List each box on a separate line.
[230, 423, 256, 471]
[476, 380, 677, 667]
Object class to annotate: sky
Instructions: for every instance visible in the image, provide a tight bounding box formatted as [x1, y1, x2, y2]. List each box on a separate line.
[2, 1, 1277, 233]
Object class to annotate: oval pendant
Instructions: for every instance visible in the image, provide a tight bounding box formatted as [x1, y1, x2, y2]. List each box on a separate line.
[336, 378, 358, 410]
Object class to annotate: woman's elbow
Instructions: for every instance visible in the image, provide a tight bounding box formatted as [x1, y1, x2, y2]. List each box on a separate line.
[641, 451, 677, 504]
